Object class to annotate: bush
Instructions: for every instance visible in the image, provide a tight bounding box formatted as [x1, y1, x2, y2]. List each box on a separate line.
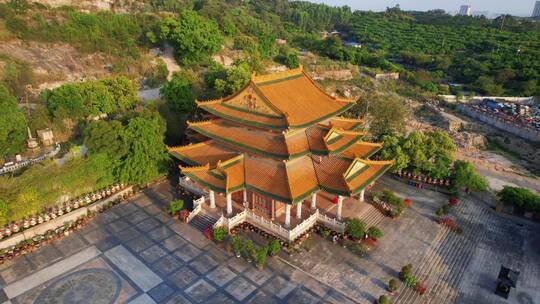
[388, 278, 398, 292]
[436, 204, 450, 217]
[254, 246, 268, 269]
[212, 227, 228, 242]
[346, 218, 366, 240]
[498, 186, 540, 213]
[404, 274, 417, 288]
[168, 199, 184, 215]
[232, 235, 243, 257]
[321, 227, 331, 238]
[367, 227, 384, 240]
[400, 264, 413, 279]
[378, 295, 390, 304]
[267, 239, 281, 256]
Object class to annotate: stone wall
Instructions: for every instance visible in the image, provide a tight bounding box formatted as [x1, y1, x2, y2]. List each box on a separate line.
[457, 104, 540, 142]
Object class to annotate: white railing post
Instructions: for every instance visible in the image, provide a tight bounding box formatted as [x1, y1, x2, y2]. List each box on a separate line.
[209, 190, 216, 209]
[337, 196, 344, 220]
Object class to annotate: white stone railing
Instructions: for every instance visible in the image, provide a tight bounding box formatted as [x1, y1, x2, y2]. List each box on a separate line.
[178, 177, 207, 197]
[289, 210, 319, 241]
[205, 206, 346, 242]
[226, 210, 246, 230]
[245, 209, 290, 240]
[317, 212, 346, 233]
[213, 215, 225, 229]
[186, 196, 205, 223]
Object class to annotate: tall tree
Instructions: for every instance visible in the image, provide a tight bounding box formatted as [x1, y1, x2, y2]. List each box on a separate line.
[366, 94, 408, 138]
[160, 75, 196, 114]
[0, 85, 27, 158]
[119, 112, 168, 184]
[159, 10, 223, 64]
[451, 160, 488, 193]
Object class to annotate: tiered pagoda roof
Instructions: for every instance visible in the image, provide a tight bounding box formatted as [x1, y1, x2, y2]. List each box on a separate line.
[169, 66, 393, 204]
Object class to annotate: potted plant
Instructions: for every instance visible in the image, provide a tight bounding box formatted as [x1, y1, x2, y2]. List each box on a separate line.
[366, 226, 383, 242]
[243, 240, 255, 262]
[377, 295, 389, 304]
[232, 235, 243, 258]
[178, 209, 190, 222]
[212, 227, 228, 242]
[346, 218, 366, 241]
[168, 199, 184, 216]
[400, 264, 413, 280]
[415, 282, 427, 295]
[404, 274, 417, 288]
[267, 239, 281, 257]
[254, 246, 268, 270]
[388, 278, 398, 294]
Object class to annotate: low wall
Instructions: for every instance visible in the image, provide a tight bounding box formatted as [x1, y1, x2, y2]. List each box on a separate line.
[457, 104, 540, 142]
[0, 187, 133, 251]
[439, 95, 534, 104]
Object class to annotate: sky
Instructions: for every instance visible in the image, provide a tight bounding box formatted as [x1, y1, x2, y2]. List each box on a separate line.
[309, 0, 537, 17]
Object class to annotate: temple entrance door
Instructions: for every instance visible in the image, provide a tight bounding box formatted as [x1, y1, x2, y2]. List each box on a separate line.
[252, 192, 272, 218]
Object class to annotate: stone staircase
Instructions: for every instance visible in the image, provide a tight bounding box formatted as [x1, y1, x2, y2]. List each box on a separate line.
[394, 199, 492, 304]
[357, 204, 386, 228]
[189, 212, 218, 231]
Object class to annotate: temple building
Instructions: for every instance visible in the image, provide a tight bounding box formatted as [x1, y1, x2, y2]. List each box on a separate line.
[169, 66, 393, 241]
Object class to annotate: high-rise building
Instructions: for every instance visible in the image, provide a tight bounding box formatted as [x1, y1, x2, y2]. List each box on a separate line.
[458, 5, 472, 16]
[532, 1, 540, 18]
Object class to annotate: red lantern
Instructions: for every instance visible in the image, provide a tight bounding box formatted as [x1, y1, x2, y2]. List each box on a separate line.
[332, 197, 339, 204]
[404, 199, 412, 206]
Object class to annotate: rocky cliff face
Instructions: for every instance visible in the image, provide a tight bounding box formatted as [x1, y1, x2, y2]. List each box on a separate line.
[0, 0, 142, 12]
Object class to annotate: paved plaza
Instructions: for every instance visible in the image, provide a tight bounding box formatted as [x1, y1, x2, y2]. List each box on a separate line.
[0, 182, 355, 304]
[0, 178, 538, 303]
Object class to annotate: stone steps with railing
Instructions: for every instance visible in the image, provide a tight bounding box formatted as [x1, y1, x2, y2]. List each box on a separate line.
[190, 212, 218, 231]
[395, 200, 491, 304]
[395, 201, 469, 303]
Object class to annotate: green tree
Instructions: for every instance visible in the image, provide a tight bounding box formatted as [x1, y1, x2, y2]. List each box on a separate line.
[497, 186, 540, 213]
[102, 76, 138, 112]
[118, 112, 168, 184]
[83, 120, 127, 160]
[159, 11, 223, 64]
[160, 75, 196, 114]
[0, 84, 27, 158]
[365, 94, 408, 138]
[380, 135, 409, 173]
[205, 63, 250, 96]
[44, 83, 86, 120]
[451, 160, 488, 192]
[346, 218, 366, 240]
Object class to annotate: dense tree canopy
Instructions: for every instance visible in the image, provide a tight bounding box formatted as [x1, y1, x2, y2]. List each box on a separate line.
[159, 10, 223, 64]
[204, 63, 251, 97]
[360, 94, 408, 138]
[0, 85, 27, 158]
[160, 75, 196, 114]
[381, 131, 456, 178]
[44, 76, 137, 120]
[83, 111, 168, 185]
[450, 160, 488, 192]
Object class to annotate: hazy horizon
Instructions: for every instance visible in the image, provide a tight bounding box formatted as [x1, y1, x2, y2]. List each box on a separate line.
[308, 0, 538, 17]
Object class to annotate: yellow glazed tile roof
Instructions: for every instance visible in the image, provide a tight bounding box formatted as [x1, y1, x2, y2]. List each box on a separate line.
[197, 66, 354, 130]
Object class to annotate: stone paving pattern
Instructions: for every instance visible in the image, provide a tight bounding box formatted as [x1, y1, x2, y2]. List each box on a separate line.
[0, 178, 539, 304]
[0, 182, 355, 304]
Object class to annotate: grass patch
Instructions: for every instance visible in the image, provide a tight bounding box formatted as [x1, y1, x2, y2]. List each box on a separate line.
[0, 154, 115, 225]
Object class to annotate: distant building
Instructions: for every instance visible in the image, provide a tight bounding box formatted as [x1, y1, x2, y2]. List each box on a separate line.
[37, 128, 54, 146]
[344, 41, 361, 48]
[458, 5, 472, 16]
[532, 1, 540, 18]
